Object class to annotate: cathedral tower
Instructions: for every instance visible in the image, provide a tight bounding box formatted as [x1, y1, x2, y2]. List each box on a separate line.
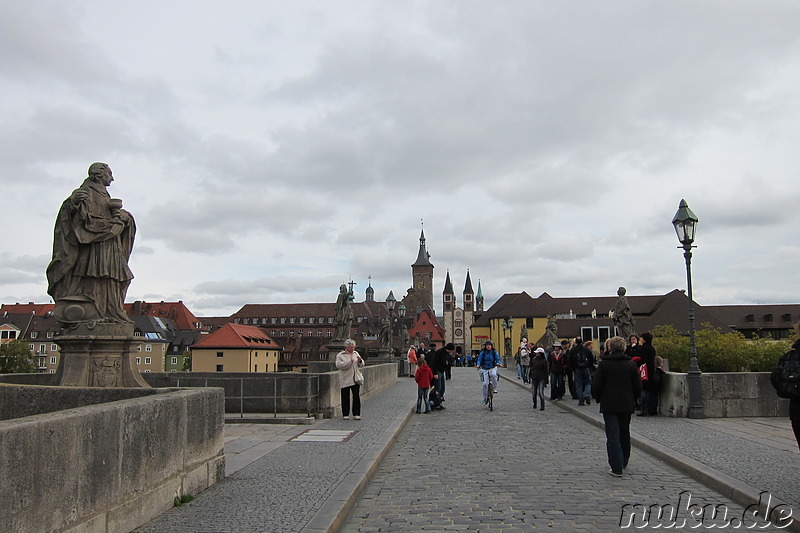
[411, 227, 434, 311]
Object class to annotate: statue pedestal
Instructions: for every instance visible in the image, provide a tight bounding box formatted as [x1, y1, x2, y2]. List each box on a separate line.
[53, 323, 149, 388]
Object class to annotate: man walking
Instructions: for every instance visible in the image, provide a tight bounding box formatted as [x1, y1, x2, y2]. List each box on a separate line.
[429, 343, 455, 409]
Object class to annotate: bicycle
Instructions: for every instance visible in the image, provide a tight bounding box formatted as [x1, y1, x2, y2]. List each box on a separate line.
[479, 366, 499, 411]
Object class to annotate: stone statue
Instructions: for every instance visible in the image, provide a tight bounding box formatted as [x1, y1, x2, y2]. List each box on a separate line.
[333, 283, 354, 340]
[545, 314, 559, 348]
[520, 325, 529, 343]
[46, 162, 135, 325]
[378, 316, 391, 351]
[612, 286, 636, 339]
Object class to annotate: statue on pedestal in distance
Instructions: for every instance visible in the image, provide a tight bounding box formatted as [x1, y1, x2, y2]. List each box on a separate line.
[612, 286, 636, 339]
[46, 162, 135, 326]
[333, 284, 354, 341]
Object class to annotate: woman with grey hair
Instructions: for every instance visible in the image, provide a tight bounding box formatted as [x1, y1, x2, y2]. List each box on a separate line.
[336, 339, 365, 420]
[592, 335, 641, 477]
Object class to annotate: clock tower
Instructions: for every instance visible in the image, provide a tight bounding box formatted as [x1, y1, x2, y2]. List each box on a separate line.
[411, 227, 434, 311]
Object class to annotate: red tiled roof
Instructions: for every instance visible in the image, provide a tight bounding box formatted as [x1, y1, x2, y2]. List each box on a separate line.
[191, 323, 278, 349]
[124, 301, 200, 330]
[1, 303, 55, 316]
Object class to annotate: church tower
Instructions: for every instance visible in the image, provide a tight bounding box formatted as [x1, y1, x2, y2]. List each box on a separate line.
[411, 226, 434, 311]
[365, 276, 374, 302]
[443, 270, 455, 344]
[476, 279, 484, 312]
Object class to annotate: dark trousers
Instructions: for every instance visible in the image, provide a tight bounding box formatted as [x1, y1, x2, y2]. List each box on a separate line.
[567, 369, 578, 399]
[341, 384, 361, 417]
[603, 412, 632, 474]
[435, 372, 446, 400]
[792, 417, 800, 451]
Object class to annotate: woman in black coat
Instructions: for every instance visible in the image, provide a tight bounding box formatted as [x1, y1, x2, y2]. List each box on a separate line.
[592, 336, 642, 477]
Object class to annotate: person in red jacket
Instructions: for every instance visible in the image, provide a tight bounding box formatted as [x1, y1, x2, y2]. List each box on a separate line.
[414, 356, 434, 414]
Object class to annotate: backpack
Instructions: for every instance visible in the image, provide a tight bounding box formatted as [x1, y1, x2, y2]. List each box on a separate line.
[574, 348, 588, 369]
[770, 350, 800, 400]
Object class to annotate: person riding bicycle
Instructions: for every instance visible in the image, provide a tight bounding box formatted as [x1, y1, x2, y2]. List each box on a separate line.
[476, 340, 503, 405]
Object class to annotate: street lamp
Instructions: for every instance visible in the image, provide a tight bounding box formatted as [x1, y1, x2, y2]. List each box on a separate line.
[386, 291, 397, 357]
[672, 199, 704, 419]
[501, 316, 514, 358]
[397, 302, 407, 350]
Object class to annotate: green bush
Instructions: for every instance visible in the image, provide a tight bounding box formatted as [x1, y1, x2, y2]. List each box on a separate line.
[652, 323, 791, 373]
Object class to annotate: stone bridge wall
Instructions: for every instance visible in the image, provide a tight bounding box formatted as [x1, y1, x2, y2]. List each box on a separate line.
[0, 384, 225, 533]
[660, 371, 790, 418]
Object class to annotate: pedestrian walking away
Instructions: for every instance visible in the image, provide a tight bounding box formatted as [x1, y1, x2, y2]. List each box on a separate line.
[592, 336, 642, 477]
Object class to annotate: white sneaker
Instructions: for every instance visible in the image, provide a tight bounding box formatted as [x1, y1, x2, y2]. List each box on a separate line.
[343, 416, 349, 420]
[354, 415, 361, 420]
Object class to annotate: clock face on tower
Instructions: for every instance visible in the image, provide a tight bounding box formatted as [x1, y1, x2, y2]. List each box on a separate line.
[418, 280, 427, 290]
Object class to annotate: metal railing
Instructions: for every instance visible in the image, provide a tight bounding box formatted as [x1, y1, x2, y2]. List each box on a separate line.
[173, 375, 321, 418]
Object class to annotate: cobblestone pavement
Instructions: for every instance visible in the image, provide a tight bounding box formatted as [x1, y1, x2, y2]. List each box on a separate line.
[342, 367, 793, 532]
[134, 379, 415, 533]
[493, 366, 800, 515]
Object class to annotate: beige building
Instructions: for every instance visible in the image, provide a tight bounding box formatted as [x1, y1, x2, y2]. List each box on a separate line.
[191, 323, 280, 373]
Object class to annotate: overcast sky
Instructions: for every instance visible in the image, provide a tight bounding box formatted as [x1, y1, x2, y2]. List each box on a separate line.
[2, 1, 800, 317]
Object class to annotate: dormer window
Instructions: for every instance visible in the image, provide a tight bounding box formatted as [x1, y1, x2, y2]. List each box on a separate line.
[764, 314, 773, 323]
[783, 313, 792, 322]
[745, 314, 755, 323]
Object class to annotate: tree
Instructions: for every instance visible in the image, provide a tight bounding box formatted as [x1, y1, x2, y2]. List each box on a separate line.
[181, 350, 192, 372]
[0, 339, 37, 373]
[651, 323, 790, 372]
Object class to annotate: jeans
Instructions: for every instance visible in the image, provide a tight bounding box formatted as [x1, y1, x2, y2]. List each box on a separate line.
[574, 368, 592, 403]
[416, 387, 431, 412]
[341, 384, 361, 417]
[532, 379, 546, 408]
[517, 363, 522, 379]
[520, 364, 529, 383]
[603, 412, 632, 474]
[480, 367, 498, 401]
[549, 372, 564, 400]
[435, 372, 446, 401]
[641, 388, 658, 414]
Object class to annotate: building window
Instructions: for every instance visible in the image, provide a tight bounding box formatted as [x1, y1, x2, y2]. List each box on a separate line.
[309, 317, 315, 324]
[445, 303, 452, 311]
[299, 317, 305, 324]
[283, 353, 291, 360]
[455, 320, 463, 328]
[271, 330, 277, 336]
[581, 327, 593, 342]
[301, 352, 309, 360]
[144, 357, 151, 364]
[318, 330, 323, 337]
[145, 344, 152, 352]
[216, 364, 224, 372]
[280, 317, 286, 324]
[328, 317, 334, 324]
[51, 344, 58, 351]
[242, 318, 249, 324]
[262, 318, 268, 324]
[40, 344, 46, 353]
[31, 332, 38, 339]
[746, 314, 755, 323]
[47, 331, 54, 338]
[327, 330, 333, 338]
[136, 357, 141, 365]
[254, 364, 258, 372]
[216, 351, 224, 358]
[49, 369, 55, 374]
[764, 314, 773, 323]
[783, 313, 792, 322]
[320, 352, 328, 360]
[50, 356, 57, 365]
[598, 326, 611, 345]
[271, 317, 277, 324]
[171, 357, 178, 365]
[134, 331, 142, 337]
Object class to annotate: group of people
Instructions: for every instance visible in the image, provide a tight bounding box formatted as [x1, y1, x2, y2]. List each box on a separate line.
[408, 342, 455, 413]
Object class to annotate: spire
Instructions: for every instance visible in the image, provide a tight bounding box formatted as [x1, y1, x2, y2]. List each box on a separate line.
[443, 270, 454, 294]
[463, 269, 474, 294]
[412, 222, 433, 267]
[476, 279, 485, 312]
[365, 275, 374, 302]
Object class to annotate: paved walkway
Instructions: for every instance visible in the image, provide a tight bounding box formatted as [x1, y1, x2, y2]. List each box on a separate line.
[134, 368, 799, 532]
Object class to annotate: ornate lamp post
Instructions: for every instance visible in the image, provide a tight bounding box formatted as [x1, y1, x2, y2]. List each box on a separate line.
[397, 301, 407, 351]
[672, 199, 704, 419]
[386, 291, 396, 357]
[501, 316, 514, 358]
